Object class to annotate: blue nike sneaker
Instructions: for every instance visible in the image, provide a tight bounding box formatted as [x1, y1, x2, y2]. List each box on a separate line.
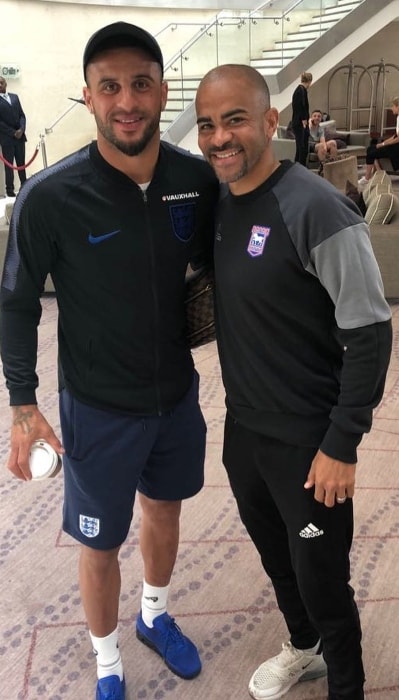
[96, 675, 125, 700]
[136, 611, 201, 679]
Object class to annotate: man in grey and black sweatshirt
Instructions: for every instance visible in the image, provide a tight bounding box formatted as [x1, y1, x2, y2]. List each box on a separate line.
[196, 64, 392, 700]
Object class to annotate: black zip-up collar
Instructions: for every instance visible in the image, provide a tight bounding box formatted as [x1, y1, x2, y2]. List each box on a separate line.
[88, 140, 173, 193]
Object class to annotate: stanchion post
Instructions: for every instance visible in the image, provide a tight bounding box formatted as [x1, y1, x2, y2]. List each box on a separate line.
[40, 134, 48, 169]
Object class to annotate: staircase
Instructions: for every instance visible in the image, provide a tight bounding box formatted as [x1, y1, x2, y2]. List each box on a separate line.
[160, 0, 365, 134]
[250, 0, 364, 74]
[161, 77, 199, 134]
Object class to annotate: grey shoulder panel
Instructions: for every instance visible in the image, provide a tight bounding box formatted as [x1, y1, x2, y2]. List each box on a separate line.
[274, 163, 363, 265]
[273, 165, 391, 329]
[310, 225, 391, 329]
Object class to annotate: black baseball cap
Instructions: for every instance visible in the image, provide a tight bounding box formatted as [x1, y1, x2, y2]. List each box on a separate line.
[83, 21, 164, 79]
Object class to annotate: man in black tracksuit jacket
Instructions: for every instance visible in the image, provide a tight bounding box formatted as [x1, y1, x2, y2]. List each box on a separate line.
[196, 64, 392, 700]
[1, 139, 216, 415]
[0, 23, 218, 700]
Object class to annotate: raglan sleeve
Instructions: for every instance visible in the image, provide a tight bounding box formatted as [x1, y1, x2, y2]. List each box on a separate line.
[0, 194, 55, 406]
[309, 192, 392, 463]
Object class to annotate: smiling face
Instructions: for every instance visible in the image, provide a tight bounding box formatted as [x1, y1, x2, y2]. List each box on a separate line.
[196, 66, 278, 195]
[83, 45, 167, 164]
[310, 110, 322, 126]
[0, 77, 7, 93]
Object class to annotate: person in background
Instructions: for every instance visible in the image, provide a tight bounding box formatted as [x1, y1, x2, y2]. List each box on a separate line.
[308, 108, 338, 161]
[195, 63, 392, 700]
[291, 71, 312, 166]
[0, 76, 27, 197]
[358, 96, 399, 186]
[0, 22, 218, 700]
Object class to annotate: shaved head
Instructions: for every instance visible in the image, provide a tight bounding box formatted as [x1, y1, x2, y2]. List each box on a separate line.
[196, 64, 271, 110]
[195, 63, 278, 194]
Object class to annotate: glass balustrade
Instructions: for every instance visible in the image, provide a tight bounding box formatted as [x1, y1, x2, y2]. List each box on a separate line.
[158, 0, 364, 130]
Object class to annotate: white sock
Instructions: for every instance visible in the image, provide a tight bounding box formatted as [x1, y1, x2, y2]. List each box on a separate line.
[141, 580, 170, 628]
[89, 628, 124, 681]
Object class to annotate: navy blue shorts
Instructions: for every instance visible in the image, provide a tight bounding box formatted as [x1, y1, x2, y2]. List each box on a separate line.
[59, 372, 206, 550]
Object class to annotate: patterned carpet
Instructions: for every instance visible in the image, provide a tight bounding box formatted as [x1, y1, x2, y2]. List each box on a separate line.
[1, 295, 399, 700]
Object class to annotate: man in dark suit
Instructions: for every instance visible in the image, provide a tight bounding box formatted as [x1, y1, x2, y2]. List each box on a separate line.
[0, 76, 27, 197]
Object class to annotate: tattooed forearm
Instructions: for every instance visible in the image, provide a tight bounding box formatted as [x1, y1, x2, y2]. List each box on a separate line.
[12, 407, 35, 434]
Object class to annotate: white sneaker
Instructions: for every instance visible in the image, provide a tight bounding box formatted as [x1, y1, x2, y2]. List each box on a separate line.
[248, 641, 327, 699]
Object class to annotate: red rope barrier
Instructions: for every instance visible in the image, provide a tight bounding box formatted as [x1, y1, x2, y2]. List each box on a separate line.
[0, 145, 40, 170]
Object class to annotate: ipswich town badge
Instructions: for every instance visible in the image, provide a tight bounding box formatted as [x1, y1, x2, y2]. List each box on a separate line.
[247, 225, 270, 257]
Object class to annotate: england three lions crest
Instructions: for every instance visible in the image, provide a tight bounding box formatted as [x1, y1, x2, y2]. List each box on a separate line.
[247, 225, 270, 257]
[79, 514, 100, 538]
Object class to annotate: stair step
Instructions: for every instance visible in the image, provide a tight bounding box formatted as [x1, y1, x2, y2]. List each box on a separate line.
[300, 21, 335, 30]
[166, 91, 197, 98]
[308, 15, 341, 24]
[249, 64, 285, 75]
[162, 107, 186, 117]
[312, 11, 347, 22]
[275, 40, 312, 49]
[163, 77, 201, 86]
[262, 49, 298, 58]
[323, 6, 352, 16]
[165, 85, 201, 90]
[250, 58, 291, 70]
[337, 0, 362, 7]
[286, 30, 322, 39]
[255, 58, 285, 67]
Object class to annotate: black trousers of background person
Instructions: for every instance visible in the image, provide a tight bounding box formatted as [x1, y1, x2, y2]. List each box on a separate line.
[223, 413, 365, 700]
[366, 141, 399, 170]
[292, 123, 309, 166]
[1, 138, 27, 194]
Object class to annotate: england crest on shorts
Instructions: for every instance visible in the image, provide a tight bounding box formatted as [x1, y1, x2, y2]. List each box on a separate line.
[79, 514, 100, 538]
[247, 225, 270, 257]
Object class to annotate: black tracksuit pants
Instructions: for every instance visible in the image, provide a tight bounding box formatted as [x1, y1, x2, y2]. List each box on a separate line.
[223, 413, 365, 700]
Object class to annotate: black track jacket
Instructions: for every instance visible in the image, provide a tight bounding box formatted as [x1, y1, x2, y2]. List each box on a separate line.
[0, 141, 218, 414]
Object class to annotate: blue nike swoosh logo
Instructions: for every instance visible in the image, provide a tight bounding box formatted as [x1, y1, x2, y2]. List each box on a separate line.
[88, 230, 121, 244]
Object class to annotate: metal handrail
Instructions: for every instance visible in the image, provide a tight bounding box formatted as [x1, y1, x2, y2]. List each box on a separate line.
[155, 22, 208, 39]
[162, 0, 314, 75]
[250, 0, 305, 19]
[163, 19, 244, 75]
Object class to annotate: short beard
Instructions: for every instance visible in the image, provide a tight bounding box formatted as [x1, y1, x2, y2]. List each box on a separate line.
[207, 134, 271, 184]
[215, 166, 248, 184]
[95, 113, 160, 156]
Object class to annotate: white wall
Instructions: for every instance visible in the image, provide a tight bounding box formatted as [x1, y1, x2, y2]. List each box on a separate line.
[1, 0, 216, 172]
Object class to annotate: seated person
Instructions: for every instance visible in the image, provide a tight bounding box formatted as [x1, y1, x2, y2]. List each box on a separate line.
[308, 109, 337, 162]
[358, 96, 399, 186]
